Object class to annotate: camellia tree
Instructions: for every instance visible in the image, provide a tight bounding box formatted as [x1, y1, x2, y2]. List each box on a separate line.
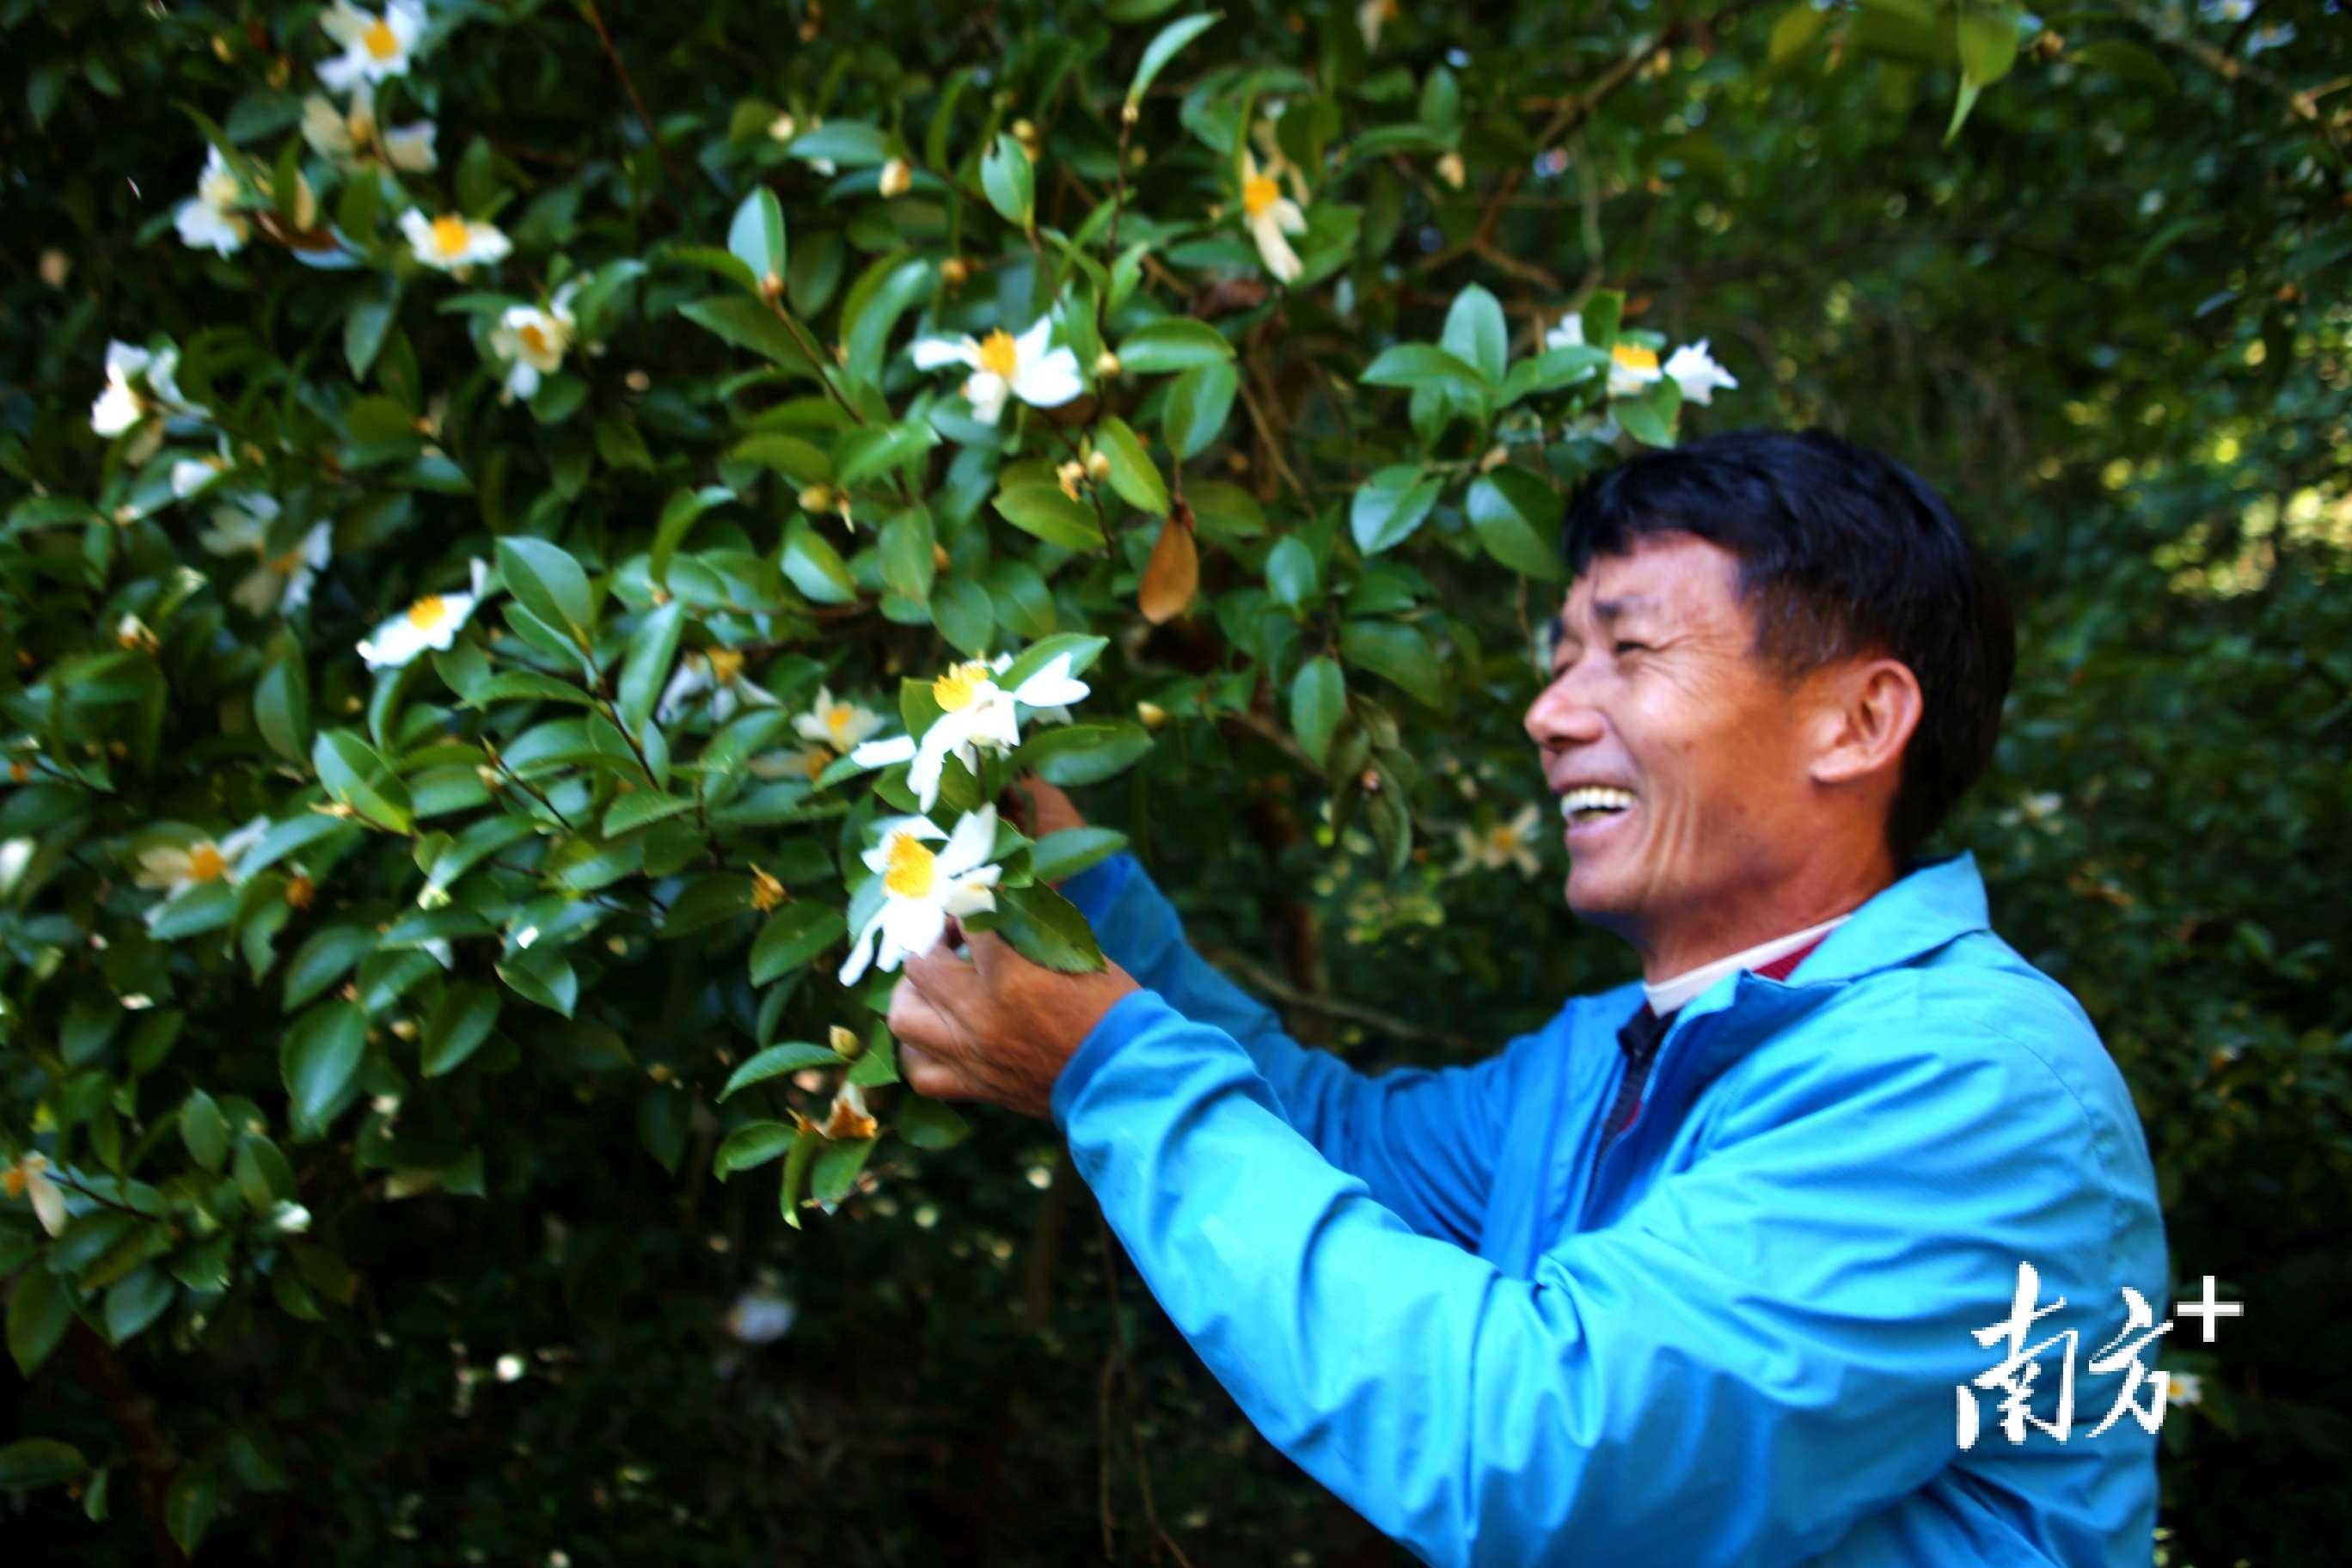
[3, 0, 2347, 1561]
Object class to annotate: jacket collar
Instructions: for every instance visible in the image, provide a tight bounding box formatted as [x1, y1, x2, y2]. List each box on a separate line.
[1644, 851, 1994, 1100]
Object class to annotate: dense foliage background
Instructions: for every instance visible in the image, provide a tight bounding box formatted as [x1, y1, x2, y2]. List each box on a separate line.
[3, 0, 2346, 1562]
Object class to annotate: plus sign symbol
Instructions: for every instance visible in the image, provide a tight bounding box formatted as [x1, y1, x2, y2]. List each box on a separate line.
[2174, 1275, 2245, 1344]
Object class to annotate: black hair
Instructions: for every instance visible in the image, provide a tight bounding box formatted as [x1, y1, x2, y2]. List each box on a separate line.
[1558, 426, 2016, 858]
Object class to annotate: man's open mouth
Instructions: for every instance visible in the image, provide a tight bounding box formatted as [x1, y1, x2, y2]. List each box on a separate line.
[1559, 786, 1636, 829]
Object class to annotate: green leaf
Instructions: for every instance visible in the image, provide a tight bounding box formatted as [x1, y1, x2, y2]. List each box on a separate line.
[1114, 318, 1234, 374]
[0, 1438, 89, 1490]
[787, 119, 891, 167]
[835, 420, 940, 488]
[981, 132, 1035, 230]
[234, 1134, 297, 1210]
[879, 508, 938, 604]
[345, 282, 398, 381]
[659, 873, 755, 938]
[1612, 375, 1681, 448]
[602, 790, 696, 837]
[2069, 40, 2175, 94]
[280, 1002, 367, 1124]
[1466, 469, 1567, 581]
[780, 1127, 821, 1227]
[1290, 656, 1346, 768]
[1442, 283, 1509, 385]
[181, 1089, 230, 1173]
[496, 948, 579, 1016]
[1032, 825, 1129, 884]
[678, 296, 813, 370]
[894, 1096, 971, 1150]
[783, 517, 860, 604]
[8, 1270, 73, 1377]
[1020, 721, 1155, 787]
[1265, 536, 1319, 609]
[496, 536, 595, 643]
[994, 483, 1104, 551]
[1359, 343, 1490, 402]
[312, 729, 413, 833]
[618, 600, 684, 736]
[1351, 466, 1441, 554]
[1769, 2, 1829, 65]
[166, 1467, 217, 1557]
[1093, 416, 1170, 514]
[1164, 362, 1237, 461]
[254, 654, 312, 766]
[103, 1265, 175, 1345]
[282, 922, 378, 1012]
[810, 1136, 877, 1207]
[932, 577, 996, 656]
[721, 1041, 845, 1100]
[1129, 11, 1220, 106]
[420, 983, 501, 1078]
[750, 904, 848, 984]
[846, 1029, 900, 1088]
[727, 187, 787, 286]
[1339, 619, 1442, 706]
[714, 1120, 799, 1179]
[984, 882, 1106, 972]
[1956, 3, 2019, 87]
[650, 484, 734, 585]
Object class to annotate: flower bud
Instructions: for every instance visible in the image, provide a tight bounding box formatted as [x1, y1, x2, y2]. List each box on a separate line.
[829, 1024, 861, 1058]
[759, 270, 784, 302]
[1436, 151, 1466, 190]
[1477, 444, 1510, 473]
[1084, 450, 1112, 482]
[1136, 700, 1168, 730]
[1093, 350, 1122, 378]
[878, 156, 912, 198]
[798, 484, 836, 514]
[1121, 101, 1140, 126]
[767, 113, 796, 142]
[939, 255, 970, 286]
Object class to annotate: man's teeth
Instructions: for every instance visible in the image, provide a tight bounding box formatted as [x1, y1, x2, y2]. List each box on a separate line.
[1559, 787, 1636, 824]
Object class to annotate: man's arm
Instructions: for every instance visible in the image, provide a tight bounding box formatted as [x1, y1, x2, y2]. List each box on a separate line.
[1058, 849, 1548, 1249]
[1050, 987, 2153, 1567]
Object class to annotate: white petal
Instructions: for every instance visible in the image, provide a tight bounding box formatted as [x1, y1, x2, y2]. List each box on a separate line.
[1011, 346, 1084, 409]
[1250, 212, 1304, 283]
[880, 897, 948, 966]
[29, 1170, 69, 1238]
[504, 360, 542, 401]
[935, 804, 999, 879]
[837, 913, 882, 986]
[848, 733, 916, 768]
[91, 383, 142, 438]
[964, 371, 1009, 425]
[1013, 316, 1057, 364]
[1545, 313, 1584, 351]
[912, 335, 980, 371]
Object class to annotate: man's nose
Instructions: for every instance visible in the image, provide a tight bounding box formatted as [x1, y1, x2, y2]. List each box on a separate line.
[1525, 665, 1604, 753]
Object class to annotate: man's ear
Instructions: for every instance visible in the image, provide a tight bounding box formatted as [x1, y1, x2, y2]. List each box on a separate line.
[1808, 656, 1923, 789]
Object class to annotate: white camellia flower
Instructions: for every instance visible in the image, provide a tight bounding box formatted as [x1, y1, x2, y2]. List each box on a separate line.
[910, 317, 1082, 426]
[794, 686, 886, 756]
[2165, 1371, 2204, 1407]
[171, 438, 236, 500]
[5, 1153, 68, 1238]
[175, 145, 249, 257]
[489, 282, 579, 400]
[848, 652, 1090, 812]
[400, 208, 513, 273]
[1358, 0, 1398, 49]
[746, 744, 839, 784]
[1662, 340, 1739, 406]
[837, 805, 1005, 986]
[317, 0, 426, 91]
[302, 80, 438, 172]
[1450, 802, 1544, 879]
[136, 816, 268, 900]
[656, 647, 781, 726]
[1239, 147, 1308, 284]
[357, 559, 489, 669]
[200, 495, 332, 617]
[91, 340, 202, 442]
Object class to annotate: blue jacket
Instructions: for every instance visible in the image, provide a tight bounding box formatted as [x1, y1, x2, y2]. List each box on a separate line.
[1051, 848, 2168, 1567]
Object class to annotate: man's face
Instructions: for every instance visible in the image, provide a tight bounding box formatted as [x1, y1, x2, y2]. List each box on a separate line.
[1523, 531, 1815, 947]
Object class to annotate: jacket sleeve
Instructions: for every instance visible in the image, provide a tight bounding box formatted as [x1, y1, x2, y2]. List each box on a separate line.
[1057, 850, 1537, 1247]
[1050, 986, 2149, 1568]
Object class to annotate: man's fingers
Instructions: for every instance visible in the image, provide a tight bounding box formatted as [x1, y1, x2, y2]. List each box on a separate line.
[902, 939, 981, 1009]
[899, 1041, 979, 1101]
[885, 973, 959, 1053]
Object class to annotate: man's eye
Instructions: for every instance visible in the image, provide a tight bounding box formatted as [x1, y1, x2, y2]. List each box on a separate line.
[1613, 640, 1648, 656]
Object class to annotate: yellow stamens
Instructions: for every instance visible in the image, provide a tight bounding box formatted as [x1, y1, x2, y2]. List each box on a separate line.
[707, 648, 745, 684]
[976, 329, 1020, 379]
[4, 1166, 26, 1197]
[268, 549, 304, 573]
[1612, 343, 1660, 372]
[882, 833, 937, 899]
[430, 214, 471, 257]
[518, 321, 550, 355]
[801, 748, 833, 781]
[824, 707, 852, 739]
[1243, 174, 1281, 217]
[363, 17, 400, 59]
[749, 865, 786, 913]
[406, 594, 450, 629]
[187, 842, 228, 883]
[931, 660, 990, 712]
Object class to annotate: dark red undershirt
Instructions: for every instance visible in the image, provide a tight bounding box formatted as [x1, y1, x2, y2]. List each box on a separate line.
[1596, 934, 1829, 1160]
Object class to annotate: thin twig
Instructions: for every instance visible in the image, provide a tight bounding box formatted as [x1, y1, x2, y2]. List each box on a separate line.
[579, 2, 695, 224]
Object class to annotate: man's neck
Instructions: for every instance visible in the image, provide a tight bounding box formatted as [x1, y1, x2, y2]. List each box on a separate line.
[1629, 857, 1896, 986]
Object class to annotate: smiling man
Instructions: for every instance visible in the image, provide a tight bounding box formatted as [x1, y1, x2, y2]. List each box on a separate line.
[885, 426, 2170, 1567]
